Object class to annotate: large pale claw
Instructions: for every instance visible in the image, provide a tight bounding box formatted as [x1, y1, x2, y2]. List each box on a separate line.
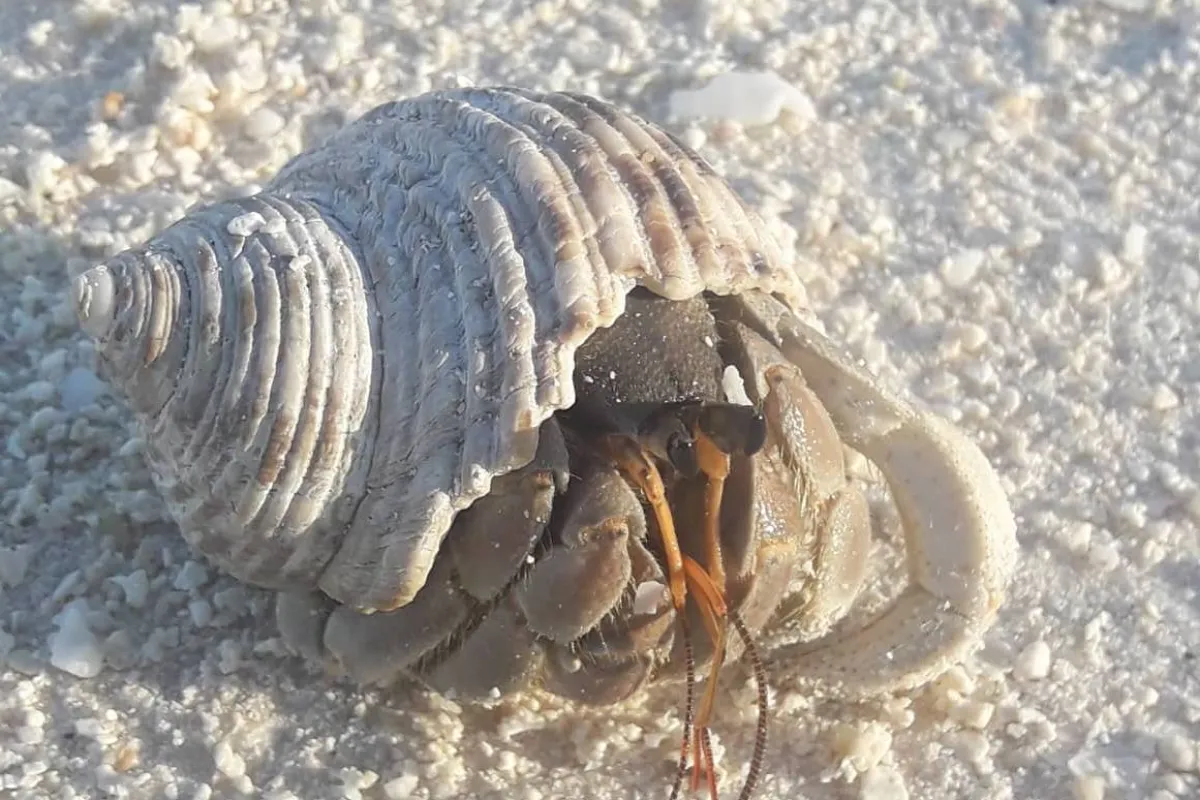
[732, 294, 1019, 695]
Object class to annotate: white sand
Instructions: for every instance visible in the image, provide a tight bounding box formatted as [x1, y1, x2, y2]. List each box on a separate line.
[2, 1, 1198, 799]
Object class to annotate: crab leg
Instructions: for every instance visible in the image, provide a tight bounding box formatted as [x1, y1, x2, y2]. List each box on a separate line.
[741, 298, 1019, 695]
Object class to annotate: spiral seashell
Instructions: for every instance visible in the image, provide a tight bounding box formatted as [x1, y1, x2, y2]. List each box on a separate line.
[72, 86, 810, 612]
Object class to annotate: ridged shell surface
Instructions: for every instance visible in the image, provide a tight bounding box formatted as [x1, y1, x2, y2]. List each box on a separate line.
[74, 87, 810, 612]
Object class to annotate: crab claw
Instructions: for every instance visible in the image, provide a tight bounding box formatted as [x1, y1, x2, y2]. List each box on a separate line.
[729, 293, 1019, 695]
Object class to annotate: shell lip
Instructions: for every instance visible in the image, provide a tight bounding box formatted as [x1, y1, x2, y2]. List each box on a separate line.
[72, 265, 117, 341]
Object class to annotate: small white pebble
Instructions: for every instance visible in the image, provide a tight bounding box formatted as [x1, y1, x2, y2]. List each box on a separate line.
[859, 765, 908, 799]
[152, 33, 189, 69]
[25, 150, 68, 196]
[60, 367, 107, 410]
[1087, 543, 1120, 572]
[1014, 640, 1052, 681]
[189, 599, 214, 627]
[668, 70, 816, 127]
[173, 561, 210, 591]
[216, 639, 241, 674]
[225, 212, 267, 237]
[1159, 775, 1188, 795]
[882, 697, 915, 728]
[192, 15, 241, 53]
[1012, 226, 1042, 252]
[48, 601, 105, 678]
[1096, 0, 1151, 11]
[833, 722, 893, 773]
[383, 774, 419, 799]
[1157, 733, 1196, 773]
[632, 581, 667, 616]
[172, 69, 217, 113]
[111, 570, 150, 608]
[722, 365, 752, 405]
[1121, 224, 1148, 265]
[0, 545, 33, 587]
[1093, 250, 1124, 287]
[18, 724, 46, 745]
[956, 323, 989, 352]
[75, 717, 107, 739]
[1147, 384, 1179, 412]
[940, 249, 985, 288]
[212, 740, 246, 778]
[936, 665, 976, 696]
[681, 126, 706, 150]
[952, 700, 996, 731]
[951, 729, 991, 768]
[1073, 774, 1106, 800]
[242, 107, 286, 142]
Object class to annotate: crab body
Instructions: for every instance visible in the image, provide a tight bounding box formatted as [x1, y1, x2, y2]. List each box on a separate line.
[71, 87, 1017, 715]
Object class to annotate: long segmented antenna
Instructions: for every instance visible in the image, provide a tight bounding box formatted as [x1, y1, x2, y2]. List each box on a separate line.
[730, 608, 768, 800]
[669, 619, 698, 800]
[603, 432, 769, 799]
[667, 605, 770, 800]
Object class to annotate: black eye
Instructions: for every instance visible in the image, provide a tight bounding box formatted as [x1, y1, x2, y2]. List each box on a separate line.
[666, 433, 699, 477]
[743, 410, 767, 456]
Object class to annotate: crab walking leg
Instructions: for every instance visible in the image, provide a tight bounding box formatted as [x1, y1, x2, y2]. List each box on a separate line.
[773, 315, 1019, 694]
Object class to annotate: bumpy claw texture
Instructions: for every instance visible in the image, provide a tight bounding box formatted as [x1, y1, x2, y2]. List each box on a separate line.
[75, 86, 1017, 708]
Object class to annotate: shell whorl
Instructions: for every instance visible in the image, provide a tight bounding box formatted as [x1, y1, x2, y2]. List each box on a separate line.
[74, 195, 376, 591]
[74, 86, 808, 611]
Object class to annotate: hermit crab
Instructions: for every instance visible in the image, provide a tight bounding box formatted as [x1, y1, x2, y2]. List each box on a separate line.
[71, 86, 1017, 797]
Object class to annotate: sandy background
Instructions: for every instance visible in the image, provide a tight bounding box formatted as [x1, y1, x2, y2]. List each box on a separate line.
[2, 0, 1199, 798]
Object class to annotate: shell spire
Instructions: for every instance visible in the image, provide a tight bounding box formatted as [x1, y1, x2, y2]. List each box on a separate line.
[72, 249, 190, 418]
[73, 195, 379, 595]
[72, 263, 117, 339]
